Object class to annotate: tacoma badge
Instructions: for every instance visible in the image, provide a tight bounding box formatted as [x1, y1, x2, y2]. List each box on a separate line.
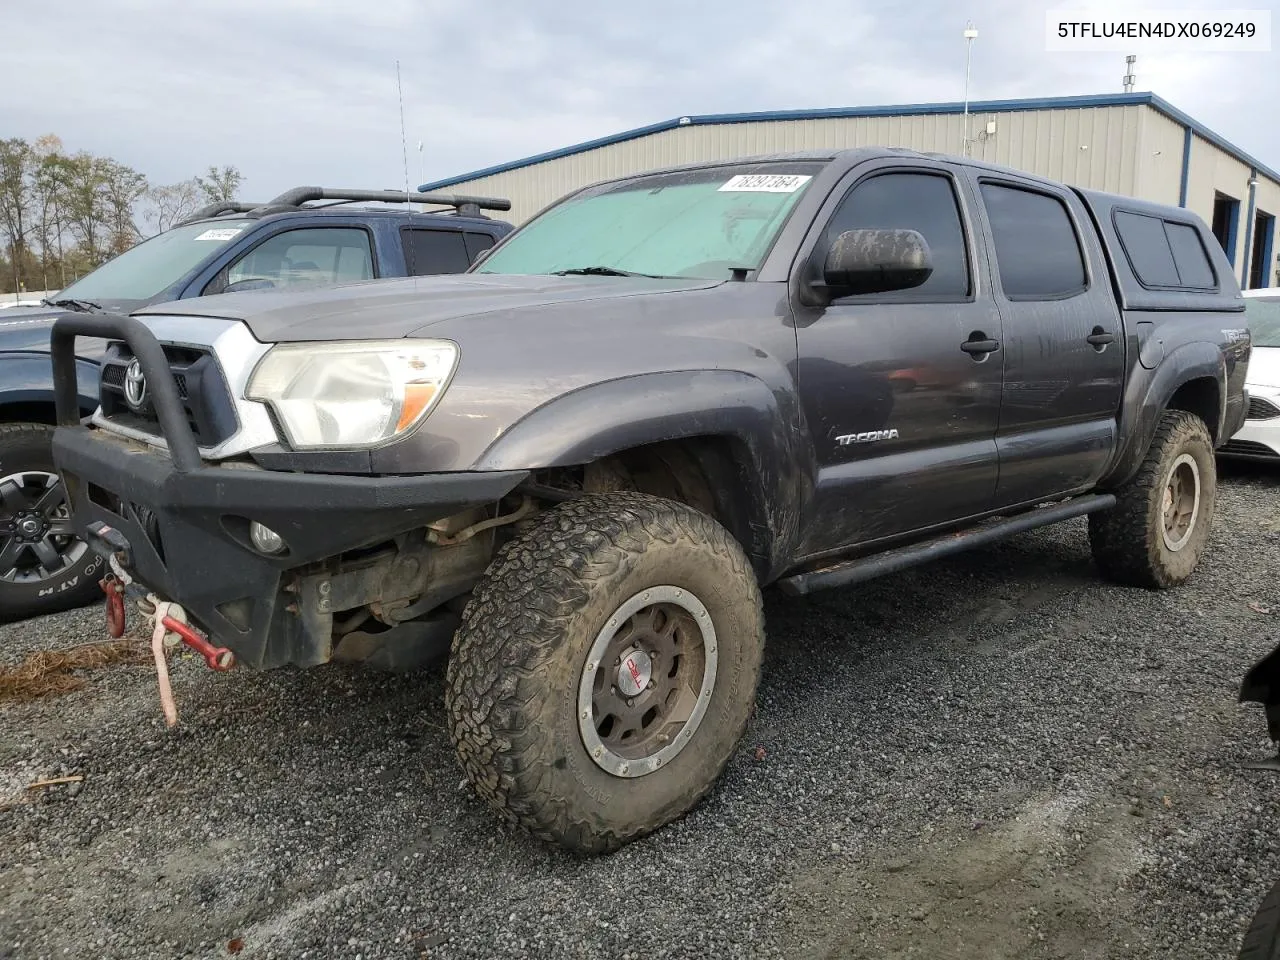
[835, 429, 900, 446]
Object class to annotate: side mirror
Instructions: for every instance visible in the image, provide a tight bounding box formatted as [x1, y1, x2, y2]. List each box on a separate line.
[470, 247, 493, 267]
[223, 278, 276, 293]
[810, 228, 933, 302]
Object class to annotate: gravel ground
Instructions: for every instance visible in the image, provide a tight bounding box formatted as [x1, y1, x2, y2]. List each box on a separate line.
[1, 462, 1278, 960]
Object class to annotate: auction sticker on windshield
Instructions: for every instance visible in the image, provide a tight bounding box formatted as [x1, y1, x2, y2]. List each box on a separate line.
[195, 228, 245, 241]
[719, 174, 812, 193]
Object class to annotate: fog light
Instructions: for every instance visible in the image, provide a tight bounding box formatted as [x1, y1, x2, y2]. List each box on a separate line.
[249, 521, 286, 554]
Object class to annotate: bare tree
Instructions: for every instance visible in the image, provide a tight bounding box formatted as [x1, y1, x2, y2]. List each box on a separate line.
[0, 138, 33, 293]
[61, 152, 108, 266]
[32, 135, 67, 290]
[195, 165, 244, 204]
[0, 139, 248, 292]
[146, 179, 202, 233]
[101, 160, 149, 255]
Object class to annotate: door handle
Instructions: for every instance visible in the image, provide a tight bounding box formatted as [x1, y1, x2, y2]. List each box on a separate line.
[1087, 328, 1116, 347]
[960, 336, 1000, 355]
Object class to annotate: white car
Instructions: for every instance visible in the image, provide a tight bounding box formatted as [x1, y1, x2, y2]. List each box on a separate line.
[1224, 289, 1280, 461]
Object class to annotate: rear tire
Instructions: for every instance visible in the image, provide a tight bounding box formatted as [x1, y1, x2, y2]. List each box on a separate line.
[0, 423, 104, 624]
[1088, 410, 1216, 589]
[445, 491, 765, 854]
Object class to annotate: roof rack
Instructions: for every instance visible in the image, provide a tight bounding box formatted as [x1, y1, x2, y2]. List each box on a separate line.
[181, 201, 265, 224]
[259, 187, 511, 218]
[178, 187, 512, 227]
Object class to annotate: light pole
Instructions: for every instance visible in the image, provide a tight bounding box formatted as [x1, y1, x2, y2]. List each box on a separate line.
[963, 23, 978, 157]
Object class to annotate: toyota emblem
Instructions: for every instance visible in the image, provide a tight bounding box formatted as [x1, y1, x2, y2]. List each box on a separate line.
[123, 358, 147, 408]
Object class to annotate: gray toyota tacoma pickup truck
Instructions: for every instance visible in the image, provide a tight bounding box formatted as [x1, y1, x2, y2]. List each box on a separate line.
[49, 147, 1251, 853]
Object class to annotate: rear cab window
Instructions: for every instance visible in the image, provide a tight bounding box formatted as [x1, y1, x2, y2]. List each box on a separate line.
[1113, 210, 1218, 290]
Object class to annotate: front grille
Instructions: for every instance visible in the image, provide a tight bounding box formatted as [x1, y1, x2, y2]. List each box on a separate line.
[1247, 396, 1280, 420]
[1221, 439, 1280, 459]
[98, 341, 238, 447]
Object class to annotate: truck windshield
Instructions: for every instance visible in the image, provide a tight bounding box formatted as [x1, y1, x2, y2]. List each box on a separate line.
[57, 219, 253, 303]
[1246, 296, 1280, 348]
[475, 163, 823, 281]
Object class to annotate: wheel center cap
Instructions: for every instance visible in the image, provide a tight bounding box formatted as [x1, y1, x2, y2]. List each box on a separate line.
[17, 516, 43, 538]
[616, 648, 653, 698]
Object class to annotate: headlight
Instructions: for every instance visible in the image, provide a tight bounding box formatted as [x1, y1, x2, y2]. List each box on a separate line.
[246, 339, 458, 449]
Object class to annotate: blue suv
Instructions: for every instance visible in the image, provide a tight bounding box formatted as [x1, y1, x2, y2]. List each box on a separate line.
[0, 186, 512, 622]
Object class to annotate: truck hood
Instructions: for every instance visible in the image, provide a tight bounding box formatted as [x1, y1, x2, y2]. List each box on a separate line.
[0, 306, 112, 361]
[1247, 346, 1280, 389]
[132, 274, 724, 342]
[0, 304, 64, 324]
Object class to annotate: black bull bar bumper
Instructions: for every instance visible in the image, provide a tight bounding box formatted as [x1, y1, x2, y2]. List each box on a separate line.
[50, 313, 527, 669]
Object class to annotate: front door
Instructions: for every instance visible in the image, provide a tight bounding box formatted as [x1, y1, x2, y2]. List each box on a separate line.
[793, 161, 1005, 557]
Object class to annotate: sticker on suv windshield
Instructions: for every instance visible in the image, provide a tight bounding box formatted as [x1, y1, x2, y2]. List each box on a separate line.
[719, 174, 812, 193]
[194, 228, 245, 241]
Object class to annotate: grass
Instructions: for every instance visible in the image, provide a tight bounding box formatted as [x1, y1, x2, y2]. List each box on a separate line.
[0, 638, 150, 703]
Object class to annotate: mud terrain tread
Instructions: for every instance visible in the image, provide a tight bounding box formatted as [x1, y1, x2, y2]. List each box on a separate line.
[1088, 409, 1215, 589]
[445, 491, 763, 854]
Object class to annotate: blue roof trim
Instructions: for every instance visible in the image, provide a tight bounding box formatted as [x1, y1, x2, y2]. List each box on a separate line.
[420, 91, 1280, 192]
[1145, 93, 1280, 188]
[1244, 167, 1258, 284]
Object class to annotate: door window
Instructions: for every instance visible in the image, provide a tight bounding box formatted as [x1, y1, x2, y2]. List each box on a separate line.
[402, 228, 472, 276]
[821, 171, 971, 299]
[980, 182, 1087, 300]
[222, 227, 374, 292]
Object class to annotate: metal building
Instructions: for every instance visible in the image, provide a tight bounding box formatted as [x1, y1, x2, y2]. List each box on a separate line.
[422, 91, 1279, 289]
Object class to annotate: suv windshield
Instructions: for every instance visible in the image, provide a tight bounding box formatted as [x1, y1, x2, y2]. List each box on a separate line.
[57, 219, 253, 303]
[476, 162, 823, 280]
[1246, 296, 1280, 347]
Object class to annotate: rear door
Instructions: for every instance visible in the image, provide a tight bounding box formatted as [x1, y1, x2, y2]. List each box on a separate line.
[792, 158, 1005, 555]
[965, 171, 1125, 508]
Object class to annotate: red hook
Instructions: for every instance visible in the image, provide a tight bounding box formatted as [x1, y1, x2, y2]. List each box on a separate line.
[100, 575, 125, 639]
[161, 615, 236, 671]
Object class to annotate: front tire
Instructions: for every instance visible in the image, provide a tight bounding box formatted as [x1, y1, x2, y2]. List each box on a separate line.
[445, 491, 765, 854]
[0, 423, 104, 623]
[1089, 409, 1217, 589]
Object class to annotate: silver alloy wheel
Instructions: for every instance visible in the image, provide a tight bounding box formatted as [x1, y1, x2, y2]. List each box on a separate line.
[0, 470, 87, 584]
[577, 585, 718, 779]
[1161, 453, 1201, 553]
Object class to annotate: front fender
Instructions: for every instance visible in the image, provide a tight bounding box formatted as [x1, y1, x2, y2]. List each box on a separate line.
[0, 353, 100, 419]
[475, 369, 811, 580]
[1100, 339, 1225, 489]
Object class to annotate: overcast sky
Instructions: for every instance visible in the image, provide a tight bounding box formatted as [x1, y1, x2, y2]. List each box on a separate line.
[2, 0, 1276, 201]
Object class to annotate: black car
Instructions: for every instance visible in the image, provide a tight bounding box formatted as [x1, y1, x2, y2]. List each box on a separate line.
[0, 186, 511, 621]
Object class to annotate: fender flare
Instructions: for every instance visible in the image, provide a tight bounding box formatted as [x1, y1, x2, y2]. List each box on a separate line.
[0, 354, 100, 421]
[475, 369, 811, 579]
[1101, 340, 1225, 489]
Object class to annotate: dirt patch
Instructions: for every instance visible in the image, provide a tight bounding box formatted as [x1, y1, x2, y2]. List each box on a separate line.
[786, 792, 1154, 959]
